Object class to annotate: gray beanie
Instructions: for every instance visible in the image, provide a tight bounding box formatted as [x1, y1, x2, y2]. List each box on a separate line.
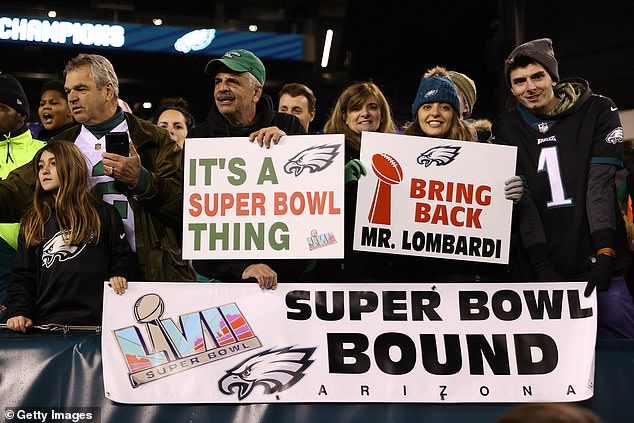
[0, 74, 29, 119]
[504, 38, 559, 86]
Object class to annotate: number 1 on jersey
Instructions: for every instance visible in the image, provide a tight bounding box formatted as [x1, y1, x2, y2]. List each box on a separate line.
[537, 146, 573, 208]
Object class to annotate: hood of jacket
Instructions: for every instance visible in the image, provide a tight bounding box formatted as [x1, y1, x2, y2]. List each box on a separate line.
[549, 77, 592, 118]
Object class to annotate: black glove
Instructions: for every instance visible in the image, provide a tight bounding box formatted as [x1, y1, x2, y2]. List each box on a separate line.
[584, 254, 614, 297]
[526, 245, 563, 281]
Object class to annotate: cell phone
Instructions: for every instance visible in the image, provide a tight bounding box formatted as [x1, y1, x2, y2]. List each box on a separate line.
[105, 132, 130, 156]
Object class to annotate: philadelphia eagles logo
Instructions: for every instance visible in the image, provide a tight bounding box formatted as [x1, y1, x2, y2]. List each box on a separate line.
[284, 144, 340, 176]
[417, 145, 461, 167]
[42, 231, 86, 268]
[218, 346, 316, 400]
[605, 127, 624, 144]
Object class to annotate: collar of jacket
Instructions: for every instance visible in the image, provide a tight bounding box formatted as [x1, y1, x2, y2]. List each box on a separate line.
[550, 77, 591, 117]
[0, 124, 29, 141]
[204, 93, 276, 134]
[52, 112, 159, 150]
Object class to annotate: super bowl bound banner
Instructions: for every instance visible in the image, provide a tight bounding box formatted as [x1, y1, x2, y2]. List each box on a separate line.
[102, 281, 597, 404]
[182, 135, 345, 259]
[354, 132, 517, 264]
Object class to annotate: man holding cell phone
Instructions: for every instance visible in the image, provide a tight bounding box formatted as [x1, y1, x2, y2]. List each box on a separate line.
[0, 54, 195, 282]
[104, 132, 130, 178]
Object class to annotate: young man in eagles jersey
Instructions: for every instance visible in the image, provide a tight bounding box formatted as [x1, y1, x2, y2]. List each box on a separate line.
[492, 38, 634, 338]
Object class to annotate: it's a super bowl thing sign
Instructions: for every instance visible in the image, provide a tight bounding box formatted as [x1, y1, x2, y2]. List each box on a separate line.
[183, 135, 345, 259]
[354, 132, 517, 264]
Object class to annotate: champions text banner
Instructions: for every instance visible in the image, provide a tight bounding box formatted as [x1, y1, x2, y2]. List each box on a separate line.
[354, 132, 517, 264]
[182, 135, 345, 259]
[102, 281, 596, 404]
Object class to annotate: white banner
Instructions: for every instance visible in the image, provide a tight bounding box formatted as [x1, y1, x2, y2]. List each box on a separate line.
[182, 135, 345, 259]
[102, 281, 596, 404]
[354, 132, 517, 264]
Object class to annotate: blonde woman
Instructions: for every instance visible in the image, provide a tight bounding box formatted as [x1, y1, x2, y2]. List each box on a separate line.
[323, 81, 397, 161]
[320, 81, 398, 281]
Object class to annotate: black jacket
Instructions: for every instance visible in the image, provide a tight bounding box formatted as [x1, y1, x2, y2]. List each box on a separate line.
[7, 200, 138, 325]
[188, 94, 305, 138]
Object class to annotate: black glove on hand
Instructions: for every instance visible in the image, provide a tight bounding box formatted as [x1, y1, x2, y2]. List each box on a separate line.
[526, 245, 563, 281]
[585, 254, 614, 297]
[344, 159, 367, 184]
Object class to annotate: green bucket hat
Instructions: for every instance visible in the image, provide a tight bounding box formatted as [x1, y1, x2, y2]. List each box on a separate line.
[204, 49, 266, 86]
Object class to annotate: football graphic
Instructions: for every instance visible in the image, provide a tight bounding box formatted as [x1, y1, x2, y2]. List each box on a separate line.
[371, 153, 403, 185]
[134, 293, 164, 323]
[369, 153, 403, 225]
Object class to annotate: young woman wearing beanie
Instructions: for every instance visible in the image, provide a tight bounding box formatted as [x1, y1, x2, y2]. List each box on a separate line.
[393, 74, 523, 283]
[420, 66, 493, 142]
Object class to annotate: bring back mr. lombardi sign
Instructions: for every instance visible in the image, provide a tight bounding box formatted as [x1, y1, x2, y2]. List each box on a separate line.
[354, 132, 517, 264]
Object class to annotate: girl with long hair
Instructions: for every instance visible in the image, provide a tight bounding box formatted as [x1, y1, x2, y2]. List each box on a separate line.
[6, 140, 137, 332]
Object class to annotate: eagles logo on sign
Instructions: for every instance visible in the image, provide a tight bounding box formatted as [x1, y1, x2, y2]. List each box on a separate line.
[284, 144, 340, 176]
[219, 346, 316, 400]
[417, 145, 461, 167]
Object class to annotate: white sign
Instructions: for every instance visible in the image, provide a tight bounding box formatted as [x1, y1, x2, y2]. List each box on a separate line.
[102, 281, 597, 404]
[182, 135, 345, 259]
[354, 132, 517, 263]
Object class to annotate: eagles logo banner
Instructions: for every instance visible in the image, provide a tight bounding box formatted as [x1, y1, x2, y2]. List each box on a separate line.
[101, 281, 597, 404]
[182, 135, 345, 259]
[354, 132, 517, 264]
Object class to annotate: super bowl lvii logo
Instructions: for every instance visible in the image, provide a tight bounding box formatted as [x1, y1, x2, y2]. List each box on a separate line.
[113, 294, 261, 387]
